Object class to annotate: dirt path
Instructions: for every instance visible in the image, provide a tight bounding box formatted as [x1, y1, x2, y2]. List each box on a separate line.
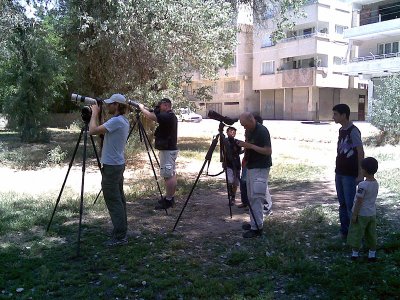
[1, 120, 379, 239]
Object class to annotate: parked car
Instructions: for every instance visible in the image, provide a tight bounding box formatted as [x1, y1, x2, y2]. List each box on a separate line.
[177, 108, 202, 123]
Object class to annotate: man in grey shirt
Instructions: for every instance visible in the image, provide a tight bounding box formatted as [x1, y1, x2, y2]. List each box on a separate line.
[89, 93, 129, 247]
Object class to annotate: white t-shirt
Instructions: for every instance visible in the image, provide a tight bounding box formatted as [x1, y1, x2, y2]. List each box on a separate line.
[352, 179, 379, 216]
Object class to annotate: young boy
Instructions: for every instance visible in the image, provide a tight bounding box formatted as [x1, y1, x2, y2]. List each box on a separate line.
[347, 157, 379, 261]
[224, 126, 242, 206]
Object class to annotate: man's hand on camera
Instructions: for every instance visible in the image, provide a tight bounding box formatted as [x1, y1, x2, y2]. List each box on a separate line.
[90, 104, 100, 116]
[236, 140, 248, 148]
[138, 103, 145, 111]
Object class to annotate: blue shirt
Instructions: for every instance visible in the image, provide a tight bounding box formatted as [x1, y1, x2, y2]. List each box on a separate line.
[101, 115, 129, 165]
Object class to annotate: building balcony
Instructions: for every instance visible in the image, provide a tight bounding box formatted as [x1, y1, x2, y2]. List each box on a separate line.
[344, 18, 400, 41]
[342, 52, 400, 77]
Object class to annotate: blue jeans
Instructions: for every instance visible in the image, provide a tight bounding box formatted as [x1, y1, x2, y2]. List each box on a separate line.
[335, 174, 356, 236]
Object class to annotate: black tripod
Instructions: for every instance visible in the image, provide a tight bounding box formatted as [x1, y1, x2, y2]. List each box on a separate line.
[91, 109, 167, 214]
[172, 122, 260, 231]
[47, 107, 102, 257]
[128, 109, 167, 214]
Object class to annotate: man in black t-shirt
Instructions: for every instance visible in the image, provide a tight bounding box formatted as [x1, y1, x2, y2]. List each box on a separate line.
[139, 98, 178, 210]
[238, 112, 272, 238]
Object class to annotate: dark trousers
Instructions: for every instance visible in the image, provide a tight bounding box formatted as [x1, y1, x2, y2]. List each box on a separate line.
[102, 164, 127, 239]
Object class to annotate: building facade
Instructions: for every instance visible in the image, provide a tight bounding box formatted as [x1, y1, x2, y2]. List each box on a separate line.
[184, 24, 259, 119]
[342, 0, 400, 118]
[252, 0, 367, 121]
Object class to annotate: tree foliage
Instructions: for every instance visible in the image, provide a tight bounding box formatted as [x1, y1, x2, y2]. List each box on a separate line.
[53, 0, 237, 106]
[1, 0, 308, 140]
[233, 0, 307, 41]
[0, 1, 67, 142]
[370, 75, 400, 141]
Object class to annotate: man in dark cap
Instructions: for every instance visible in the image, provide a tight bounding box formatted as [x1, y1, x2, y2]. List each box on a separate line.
[139, 98, 178, 209]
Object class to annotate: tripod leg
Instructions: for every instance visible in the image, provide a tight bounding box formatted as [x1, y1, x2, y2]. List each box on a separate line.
[172, 159, 208, 231]
[90, 135, 103, 205]
[138, 121, 160, 167]
[246, 200, 261, 231]
[219, 133, 233, 218]
[138, 122, 168, 215]
[76, 124, 89, 257]
[173, 135, 219, 231]
[47, 127, 84, 232]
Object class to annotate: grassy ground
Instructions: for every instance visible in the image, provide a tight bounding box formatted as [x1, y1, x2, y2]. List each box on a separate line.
[0, 126, 399, 299]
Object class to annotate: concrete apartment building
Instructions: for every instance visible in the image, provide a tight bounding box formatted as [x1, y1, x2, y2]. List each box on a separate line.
[342, 0, 400, 117]
[186, 0, 383, 121]
[184, 24, 259, 119]
[253, 0, 367, 121]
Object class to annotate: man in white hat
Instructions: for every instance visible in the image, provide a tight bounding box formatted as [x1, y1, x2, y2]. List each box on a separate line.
[89, 93, 129, 246]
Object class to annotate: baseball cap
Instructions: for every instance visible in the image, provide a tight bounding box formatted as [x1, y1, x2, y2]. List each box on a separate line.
[104, 93, 126, 104]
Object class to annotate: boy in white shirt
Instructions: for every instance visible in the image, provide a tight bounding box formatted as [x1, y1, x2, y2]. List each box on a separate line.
[347, 157, 379, 261]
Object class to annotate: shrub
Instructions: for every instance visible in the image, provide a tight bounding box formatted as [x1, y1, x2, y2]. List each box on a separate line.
[370, 75, 400, 143]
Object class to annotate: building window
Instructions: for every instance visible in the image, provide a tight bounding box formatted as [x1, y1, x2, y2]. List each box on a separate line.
[377, 42, 400, 54]
[224, 102, 239, 105]
[335, 25, 348, 34]
[393, 42, 399, 53]
[261, 35, 275, 48]
[302, 27, 315, 37]
[378, 44, 384, 55]
[261, 61, 275, 75]
[184, 84, 193, 95]
[224, 81, 240, 93]
[232, 51, 237, 66]
[211, 82, 218, 94]
[333, 56, 343, 65]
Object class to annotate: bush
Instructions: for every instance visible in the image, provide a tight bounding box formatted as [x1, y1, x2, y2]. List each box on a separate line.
[370, 75, 400, 142]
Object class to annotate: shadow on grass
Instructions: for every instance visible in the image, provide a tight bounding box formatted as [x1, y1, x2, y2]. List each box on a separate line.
[270, 179, 337, 213]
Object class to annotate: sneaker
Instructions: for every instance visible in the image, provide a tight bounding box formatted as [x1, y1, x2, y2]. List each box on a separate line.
[155, 198, 175, 210]
[243, 229, 263, 238]
[237, 203, 248, 208]
[242, 223, 251, 230]
[263, 206, 272, 216]
[106, 236, 128, 247]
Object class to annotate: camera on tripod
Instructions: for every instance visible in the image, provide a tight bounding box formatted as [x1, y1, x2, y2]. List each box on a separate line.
[208, 110, 237, 126]
[71, 93, 104, 123]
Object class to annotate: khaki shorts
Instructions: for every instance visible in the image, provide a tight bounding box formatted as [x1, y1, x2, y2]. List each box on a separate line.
[159, 150, 178, 178]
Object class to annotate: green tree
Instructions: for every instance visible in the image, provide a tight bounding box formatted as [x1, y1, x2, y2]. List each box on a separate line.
[370, 75, 400, 141]
[0, 1, 67, 142]
[55, 0, 237, 106]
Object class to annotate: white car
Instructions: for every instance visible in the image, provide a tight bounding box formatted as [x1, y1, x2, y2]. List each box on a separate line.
[177, 108, 202, 123]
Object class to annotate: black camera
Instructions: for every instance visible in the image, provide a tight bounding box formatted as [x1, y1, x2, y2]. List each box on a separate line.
[127, 99, 140, 109]
[208, 110, 237, 125]
[80, 106, 92, 123]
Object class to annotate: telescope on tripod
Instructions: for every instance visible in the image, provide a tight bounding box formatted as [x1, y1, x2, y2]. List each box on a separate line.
[173, 110, 261, 232]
